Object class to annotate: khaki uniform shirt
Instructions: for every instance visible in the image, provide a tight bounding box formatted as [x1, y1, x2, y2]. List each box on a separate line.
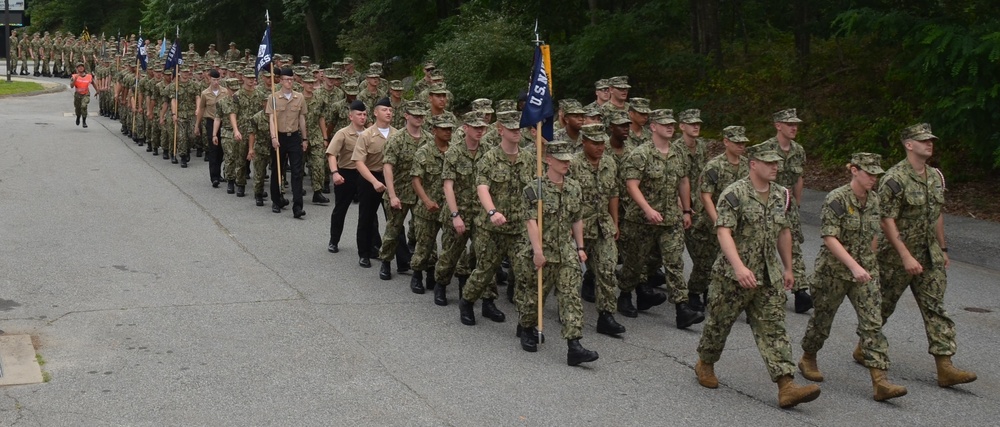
[265, 90, 307, 133]
[199, 86, 230, 120]
[351, 125, 397, 172]
[327, 125, 363, 170]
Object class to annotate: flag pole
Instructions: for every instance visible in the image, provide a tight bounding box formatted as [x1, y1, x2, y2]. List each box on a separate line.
[132, 27, 141, 140]
[266, 11, 283, 189]
[114, 30, 120, 119]
[173, 26, 180, 158]
[532, 23, 545, 343]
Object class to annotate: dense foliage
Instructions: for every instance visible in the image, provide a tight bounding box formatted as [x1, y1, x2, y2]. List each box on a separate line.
[19, 0, 1000, 178]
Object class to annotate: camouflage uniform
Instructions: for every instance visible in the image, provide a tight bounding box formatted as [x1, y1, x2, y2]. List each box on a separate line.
[514, 175, 586, 340]
[378, 112, 431, 264]
[569, 149, 621, 314]
[410, 137, 448, 272]
[304, 88, 329, 193]
[696, 174, 796, 382]
[878, 155, 955, 356]
[174, 77, 198, 159]
[158, 76, 177, 158]
[433, 136, 484, 286]
[802, 176, 889, 369]
[619, 142, 690, 303]
[752, 136, 808, 292]
[461, 144, 535, 303]
[696, 150, 750, 295]
[250, 110, 273, 197]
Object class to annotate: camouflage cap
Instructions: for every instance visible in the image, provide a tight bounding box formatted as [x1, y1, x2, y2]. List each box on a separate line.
[163, 68, 175, 76]
[749, 149, 782, 163]
[595, 79, 610, 90]
[496, 110, 521, 129]
[188, 43, 195, 48]
[900, 122, 937, 142]
[74, 62, 85, 68]
[545, 141, 576, 161]
[773, 108, 803, 123]
[583, 105, 603, 117]
[607, 110, 631, 125]
[497, 99, 517, 113]
[678, 108, 703, 124]
[209, 43, 216, 48]
[649, 109, 676, 125]
[429, 114, 455, 129]
[389, 80, 404, 91]
[430, 69, 445, 81]
[366, 62, 383, 77]
[224, 78, 240, 90]
[471, 98, 494, 114]
[580, 123, 609, 143]
[403, 100, 429, 116]
[343, 81, 360, 96]
[559, 99, 585, 115]
[630, 98, 652, 114]
[300, 55, 311, 63]
[427, 82, 448, 95]
[423, 60, 436, 70]
[722, 125, 750, 143]
[324, 68, 343, 79]
[851, 152, 885, 175]
[302, 76, 316, 84]
[463, 111, 489, 127]
[342, 56, 354, 64]
[242, 70, 256, 78]
[609, 75, 630, 89]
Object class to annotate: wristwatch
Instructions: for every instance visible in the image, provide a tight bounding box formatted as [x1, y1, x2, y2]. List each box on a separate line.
[450, 211, 461, 218]
[487, 209, 498, 217]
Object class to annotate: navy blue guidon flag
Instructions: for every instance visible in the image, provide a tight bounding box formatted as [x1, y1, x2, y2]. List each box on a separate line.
[519, 45, 554, 141]
[255, 23, 273, 77]
[164, 27, 182, 70]
[137, 33, 148, 71]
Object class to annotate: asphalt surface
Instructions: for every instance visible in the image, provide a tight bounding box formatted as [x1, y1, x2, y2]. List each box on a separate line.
[1, 72, 998, 426]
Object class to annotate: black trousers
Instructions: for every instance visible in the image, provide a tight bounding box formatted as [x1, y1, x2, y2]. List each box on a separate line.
[330, 168, 360, 246]
[204, 118, 224, 183]
[270, 132, 305, 209]
[356, 171, 388, 259]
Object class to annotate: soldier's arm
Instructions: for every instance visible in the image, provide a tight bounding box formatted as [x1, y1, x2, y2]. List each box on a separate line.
[525, 218, 545, 268]
[384, 163, 400, 205]
[936, 213, 949, 268]
[608, 196, 620, 238]
[701, 192, 718, 224]
[778, 228, 794, 290]
[717, 226, 755, 288]
[678, 176, 692, 228]
[793, 176, 804, 205]
[194, 95, 204, 134]
[443, 179, 459, 214]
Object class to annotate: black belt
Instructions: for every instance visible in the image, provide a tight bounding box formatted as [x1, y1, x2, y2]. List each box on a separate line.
[279, 131, 301, 137]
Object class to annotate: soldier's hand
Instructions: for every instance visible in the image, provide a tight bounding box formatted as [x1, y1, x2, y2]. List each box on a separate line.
[332, 173, 345, 185]
[614, 225, 621, 241]
[424, 200, 439, 212]
[389, 197, 401, 210]
[644, 208, 663, 225]
[301, 141, 308, 152]
[734, 266, 757, 289]
[453, 217, 466, 235]
[902, 254, 924, 276]
[490, 212, 507, 226]
[247, 150, 255, 161]
[212, 135, 220, 146]
[577, 249, 587, 264]
[373, 182, 387, 193]
[194, 127, 201, 137]
[533, 251, 546, 270]
[234, 130, 242, 141]
[682, 213, 692, 229]
[782, 269, 795, 291]
[850, 266, 872, 283]
[159, 118, 165, 125]
[943, 252, 950, 269]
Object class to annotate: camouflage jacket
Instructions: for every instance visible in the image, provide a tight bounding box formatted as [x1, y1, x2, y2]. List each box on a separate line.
[410, 142, 448, 221]
[816, 184, 880, 281]
[569, 152, 618, 240]
[620, 142, 689, 226]
[383, 128, 431, 205]
[713, 178, 791, 284]
[672, 137, 709, 211]
[523, 176, 584, 264]
[877, 159, 947, 268]
[441, 140, 486, 215]
[700, 153, 749, 233]
[475, 146, 536, 235]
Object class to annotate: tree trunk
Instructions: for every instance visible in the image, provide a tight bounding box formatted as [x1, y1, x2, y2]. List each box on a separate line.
[794, 0, 810, 70]
[691, 0, 723, 69]
[589, 0, 598, 26]
[304, 5, 323, 63]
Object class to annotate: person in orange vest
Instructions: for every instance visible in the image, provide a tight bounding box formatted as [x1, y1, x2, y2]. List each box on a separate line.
[71, 62, 98, 128]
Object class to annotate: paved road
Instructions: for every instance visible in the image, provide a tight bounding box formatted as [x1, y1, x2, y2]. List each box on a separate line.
[1, 75, 998, 426]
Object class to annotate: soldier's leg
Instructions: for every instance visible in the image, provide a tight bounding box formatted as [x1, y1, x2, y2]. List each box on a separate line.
[846, 277, 890, 369]
[555, 262, 585, 340]
[746, 282, 797, 382]
[515, 252, 556, 330]
[697, 273, 753, 364]
[659, 224, 688, 304]
[618, 220, 655, 293]
[79, 95, 90, 125]
[878, 262, 911, 326]
[434, 222, 470, 287]
[73, 94, 83, 119]
[222, 135, 238, 182]
[177, 119, 192, 165]
[912, 267, 957, 356]
[587, 237, 619, 314]
[308, 139, 327, 193]
[801, 274, 849, 354]
[41, 56, 50, 75]
[462, 230, 509, 302]
[687, 219, 717, 298]
[377, 203, 410, 263]
[788, 208, 809, 292]
[409, 215, 441, 272]
[253, 140, 271, 197]
[163, 121, 175, 160]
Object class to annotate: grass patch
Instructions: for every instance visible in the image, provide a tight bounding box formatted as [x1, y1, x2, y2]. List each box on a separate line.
[0, 80, 45, 96]
[36, 353, 51, 382]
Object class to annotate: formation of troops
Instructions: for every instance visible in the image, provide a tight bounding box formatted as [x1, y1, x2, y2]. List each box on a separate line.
[26, 31, 978, 409]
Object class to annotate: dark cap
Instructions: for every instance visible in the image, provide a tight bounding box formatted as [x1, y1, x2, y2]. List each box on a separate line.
[208, 69, 221, 78]
[374, 97, 392, 109]
[349, 100, 367, 112]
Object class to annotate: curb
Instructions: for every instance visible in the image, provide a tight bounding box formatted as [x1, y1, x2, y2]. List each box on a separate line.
[0, 76, 68, 99]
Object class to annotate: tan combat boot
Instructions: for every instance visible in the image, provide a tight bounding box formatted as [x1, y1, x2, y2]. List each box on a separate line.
[852, 342, 864, 365]
[776, 375, 821, 409]
[869, 368, 907, 401]
[934, 355, 977, 387]
[798, 352, 824, 382]
[695, 359, 719, 389]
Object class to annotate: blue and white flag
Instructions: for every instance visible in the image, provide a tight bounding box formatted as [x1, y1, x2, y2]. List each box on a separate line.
[159, 36, 167, 57]
[164, 40, 182, 70]
[255, 24, 273, 77]
[137, 34, 148, 71]
[519, 45, 554, 141]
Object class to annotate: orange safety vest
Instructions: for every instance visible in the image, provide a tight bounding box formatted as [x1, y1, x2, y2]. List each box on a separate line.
[73, 73, 93, 95]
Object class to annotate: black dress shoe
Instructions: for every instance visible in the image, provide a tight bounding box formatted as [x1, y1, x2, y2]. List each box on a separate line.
[312, 192, 330, 204]
[459, 298, 476, 325]
[379, 261, 392, 280]
[227, 181, 236, 194]
[272, 204, 282, 213]
[481, 299, 505, 323]
[180, 157, 188, 168]
[359, 258, 372, 268]
[410, 270, 425, 294]
[617, 292, 638, 318]
[162, 152, 170, 160]
[171, 155, 178, 164]
[212, 180, 221, 188]
[278, 198, 290, 208]
[293, 207, 305, 219]
[434, 285, 448, 306]
[327, 243, 339, 253]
